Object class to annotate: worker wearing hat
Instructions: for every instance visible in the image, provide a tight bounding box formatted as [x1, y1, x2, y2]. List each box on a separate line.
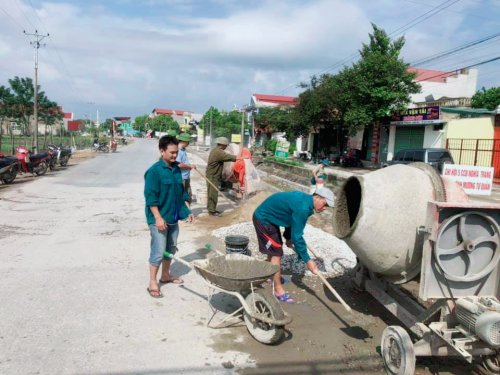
[176, 133, 195, 206]
[205, 137, 247, 216]
[252, 186, 335, 303]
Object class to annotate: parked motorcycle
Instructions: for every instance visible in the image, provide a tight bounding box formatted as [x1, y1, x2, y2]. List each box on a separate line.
[91, 142, 110, 153]
[15, 146, 50, 176]
[48, 144, 72, 170]
[0, 152, 19, 184]
[340, 148, 363, 168]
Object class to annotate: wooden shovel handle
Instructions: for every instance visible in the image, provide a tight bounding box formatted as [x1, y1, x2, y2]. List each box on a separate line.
[316, 271, 352, 312]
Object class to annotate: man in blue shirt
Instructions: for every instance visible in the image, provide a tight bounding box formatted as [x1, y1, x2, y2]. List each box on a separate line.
[176, 133, 196, 206]
[253, 187, 335, 303]
[144, 135, 193, 298]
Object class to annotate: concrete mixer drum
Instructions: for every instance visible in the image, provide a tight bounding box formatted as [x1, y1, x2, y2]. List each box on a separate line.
[433, 211, 500, 282]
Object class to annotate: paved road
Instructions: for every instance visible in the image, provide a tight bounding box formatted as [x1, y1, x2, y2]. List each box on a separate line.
[0, 139, 250, 375]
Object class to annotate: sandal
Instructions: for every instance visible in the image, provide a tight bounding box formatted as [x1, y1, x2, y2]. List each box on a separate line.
[147, 287, 163, 298]
[274, 293, 295, 304]
[159, 277, 184, 285]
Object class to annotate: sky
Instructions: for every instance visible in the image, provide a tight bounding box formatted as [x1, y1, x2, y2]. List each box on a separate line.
[0, 0, 498, 121]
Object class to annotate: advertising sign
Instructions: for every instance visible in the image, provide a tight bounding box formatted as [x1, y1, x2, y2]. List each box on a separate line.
[67, 120, 82, 131]
[390, 106, 441, 125]
[275, 140, 290, 159]
[231, 134, 241, 143]
[442, 164, 494, 195]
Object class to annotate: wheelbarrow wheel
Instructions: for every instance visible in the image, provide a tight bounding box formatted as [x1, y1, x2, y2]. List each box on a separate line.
[244, 291, 285, 345]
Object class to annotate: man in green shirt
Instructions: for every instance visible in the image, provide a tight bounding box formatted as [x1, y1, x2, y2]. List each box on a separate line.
[144, 135, 193, 298]
[252, 187, 335, 303]
[205, 137, 246, 216]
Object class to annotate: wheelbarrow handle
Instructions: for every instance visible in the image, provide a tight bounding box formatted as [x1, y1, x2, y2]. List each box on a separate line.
[163, 251, 194, 269]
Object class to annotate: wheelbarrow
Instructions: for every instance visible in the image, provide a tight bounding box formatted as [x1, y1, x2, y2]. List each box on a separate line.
[164, 250, 292, 344]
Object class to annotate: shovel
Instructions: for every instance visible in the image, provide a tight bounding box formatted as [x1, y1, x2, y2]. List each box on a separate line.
[307, 246, 352, 313]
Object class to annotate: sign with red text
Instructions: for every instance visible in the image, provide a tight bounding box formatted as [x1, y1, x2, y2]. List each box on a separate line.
[442, 164, 494, 195]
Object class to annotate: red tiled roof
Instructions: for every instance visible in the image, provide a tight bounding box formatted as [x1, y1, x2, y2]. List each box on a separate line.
[408, 68, 457, 83]
[63, 112, 73, 119]
[152, 108, 191, 115]
[113, 117, 131, 121]
[253, 94, 298, 106]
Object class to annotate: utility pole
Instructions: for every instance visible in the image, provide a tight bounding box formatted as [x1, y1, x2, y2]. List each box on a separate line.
[240, 109, 245, 148]
[24, 30, 49, 153]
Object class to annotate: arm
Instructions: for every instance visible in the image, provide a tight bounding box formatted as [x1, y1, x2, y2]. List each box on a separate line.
[144, 170, 167, 230]
[289, 210, 311, 263]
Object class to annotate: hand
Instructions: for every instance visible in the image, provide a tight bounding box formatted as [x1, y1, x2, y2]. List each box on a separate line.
[285, 239, 293, 248]
[186, 214, 194, 223]
[190, 164, 197, 170]
[156, 217, 167, 231]
[306, 260, 319, 274]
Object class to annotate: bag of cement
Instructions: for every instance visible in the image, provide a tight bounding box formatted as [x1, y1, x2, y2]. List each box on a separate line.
[222, 143, 239, 182]
[244, 159, 261, 194]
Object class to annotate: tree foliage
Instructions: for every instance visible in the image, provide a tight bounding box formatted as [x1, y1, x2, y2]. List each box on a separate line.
[471, 87, 500, 110]
[133, 114, 149, 132]
[288, 24, 420, 149]
[253, 106, 292, 134]
[149, 114, 180, 134]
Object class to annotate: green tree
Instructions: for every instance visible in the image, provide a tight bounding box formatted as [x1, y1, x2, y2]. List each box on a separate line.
[150, 114, 180, 134]
[347, 24, 420, 132]
[100, 118, 113, 133]
[0, 85, 15, 153]
[133, 114, 149, 133]
[254, 106, 293, 134]
[471, 87, 500, 110]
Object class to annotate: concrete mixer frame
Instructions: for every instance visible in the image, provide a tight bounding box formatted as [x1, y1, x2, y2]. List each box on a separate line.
[351, 200, 500, 375]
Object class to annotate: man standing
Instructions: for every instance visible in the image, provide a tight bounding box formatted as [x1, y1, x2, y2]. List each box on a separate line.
[252, 187, 335, 303]
[176, 133, 196, 206]
[205, 137, 245, 216]
[144, 135, 193, 298]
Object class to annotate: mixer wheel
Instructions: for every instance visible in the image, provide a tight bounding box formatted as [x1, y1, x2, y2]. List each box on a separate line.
[381, 326, 415, 375]
[481, 354, 500, 375]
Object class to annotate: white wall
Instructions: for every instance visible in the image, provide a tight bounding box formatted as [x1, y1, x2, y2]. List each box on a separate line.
[423, 126, 445, 148]
[411, 69, 478, 103]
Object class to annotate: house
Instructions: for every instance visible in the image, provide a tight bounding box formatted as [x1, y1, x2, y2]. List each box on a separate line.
[150, 108, 194, 127]
[249, 93, 301, 148]
[363, 68, 479, 164]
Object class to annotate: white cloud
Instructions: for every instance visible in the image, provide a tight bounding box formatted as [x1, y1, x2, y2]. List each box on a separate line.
[0, 0, 497, 119]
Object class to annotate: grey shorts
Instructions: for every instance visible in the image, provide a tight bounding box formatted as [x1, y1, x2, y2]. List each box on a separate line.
[148, 223, 179, 266]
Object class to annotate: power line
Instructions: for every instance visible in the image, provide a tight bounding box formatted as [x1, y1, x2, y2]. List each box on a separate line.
[410, 32, 500, 66]
[415, 56, 500, 82]
[15, 0, 36, 30]
[0, 4, 27, 31]
[279, 0, 461, 94]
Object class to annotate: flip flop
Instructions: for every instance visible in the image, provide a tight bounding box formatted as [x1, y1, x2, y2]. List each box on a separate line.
[274, 293, 295, 304]
[159, 277, 184, 285]
[147, 287, 163, 298]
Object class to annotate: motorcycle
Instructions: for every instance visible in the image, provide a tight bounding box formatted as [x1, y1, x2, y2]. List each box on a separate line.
[0, 152, 19, 184]
[340, 148, 363, 168]
[48, 144, 72, 170]
[110, 139, 117, 153]
[15, 146, 50, 176]
[91, 142, 109, 153]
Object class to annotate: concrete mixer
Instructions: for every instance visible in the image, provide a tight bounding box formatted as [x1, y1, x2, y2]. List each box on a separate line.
[333, 163, 500, 375]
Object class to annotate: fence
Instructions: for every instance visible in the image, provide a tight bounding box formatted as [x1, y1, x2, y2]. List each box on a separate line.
[446, 138, 500, 183]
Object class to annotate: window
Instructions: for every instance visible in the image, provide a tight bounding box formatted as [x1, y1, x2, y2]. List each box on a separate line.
[428, 151, 449, 162]
[414, 150, 425, 162]
[403, 151, 415, 161]
[394, 151, 405, 161]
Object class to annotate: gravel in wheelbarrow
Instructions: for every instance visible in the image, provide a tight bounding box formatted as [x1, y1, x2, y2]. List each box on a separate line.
[192, 253, 279, 292]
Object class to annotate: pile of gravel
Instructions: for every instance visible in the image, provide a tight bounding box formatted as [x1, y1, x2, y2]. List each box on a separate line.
[212, 222, 356, 277]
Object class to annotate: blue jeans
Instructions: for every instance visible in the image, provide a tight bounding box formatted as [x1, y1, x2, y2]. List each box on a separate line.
[149, 223, 179, 266]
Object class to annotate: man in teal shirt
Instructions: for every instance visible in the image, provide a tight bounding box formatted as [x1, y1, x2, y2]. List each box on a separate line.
[144, 135, 193, 298]
[253, 187, 335, 303]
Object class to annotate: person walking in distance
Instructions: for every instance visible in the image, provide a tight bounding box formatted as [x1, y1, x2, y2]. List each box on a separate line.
[252, 187, 335, 303]
[205, 137, 247, 216]
[176, 133, 196, 206]
[144, 135, 193, 298]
